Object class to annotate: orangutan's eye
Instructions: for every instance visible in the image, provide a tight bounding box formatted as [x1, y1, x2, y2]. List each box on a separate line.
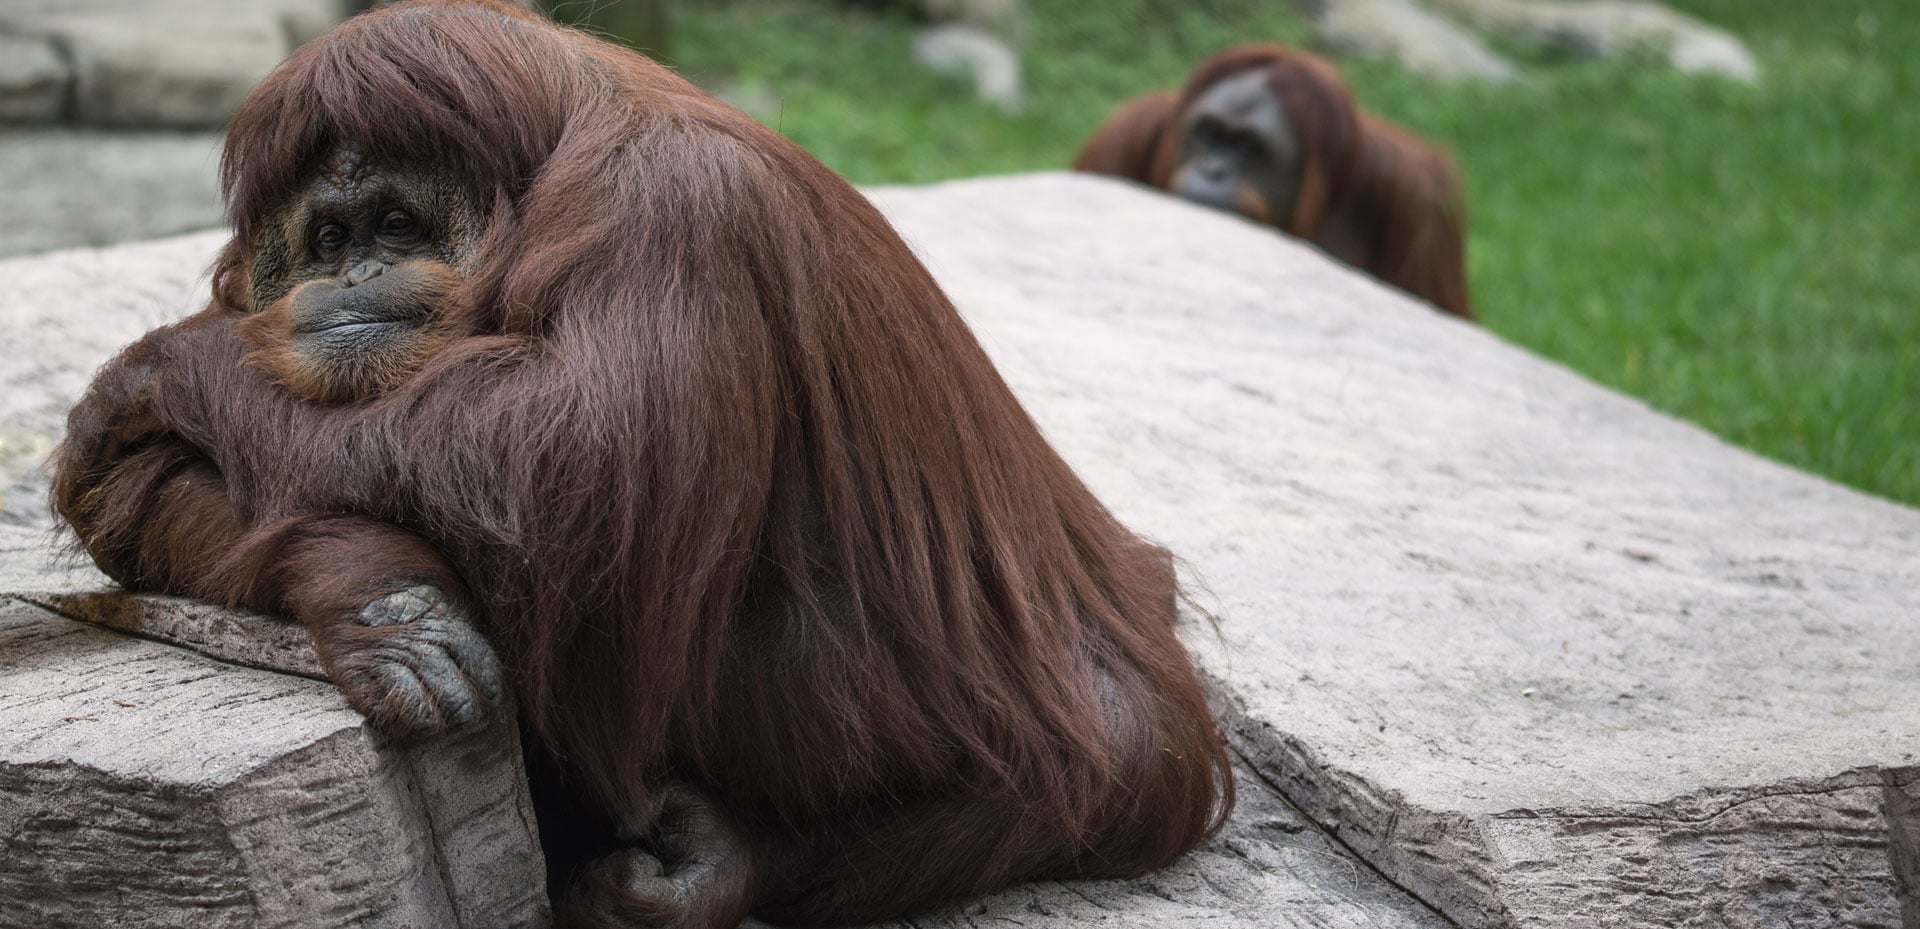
[314, 222, 348, 255]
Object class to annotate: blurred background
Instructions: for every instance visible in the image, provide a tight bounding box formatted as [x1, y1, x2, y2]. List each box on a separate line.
[0, 0, 1913, 509]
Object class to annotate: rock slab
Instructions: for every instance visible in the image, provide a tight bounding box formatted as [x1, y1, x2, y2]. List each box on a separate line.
[3, 519, 549, 926]
[0, 590, 552, 929]
[869, 174, 1920, 928]
[4, 174, 1919, 927]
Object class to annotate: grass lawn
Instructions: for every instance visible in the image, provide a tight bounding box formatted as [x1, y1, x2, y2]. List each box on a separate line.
[620, 0, 1919, 507]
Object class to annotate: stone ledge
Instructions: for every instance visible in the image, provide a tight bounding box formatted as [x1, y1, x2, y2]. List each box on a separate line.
[0, 590, 551, 929]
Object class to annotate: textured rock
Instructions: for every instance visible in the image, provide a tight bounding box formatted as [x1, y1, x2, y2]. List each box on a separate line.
[0, 523, 98, 599]
[2, 490, 547, 928]
[5, 174, 1919, 926]
[0, 594, 551, 929]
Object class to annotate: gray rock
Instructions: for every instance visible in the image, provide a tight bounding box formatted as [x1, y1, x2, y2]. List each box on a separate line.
[1430, 0, 1759, 81]
[0, 523, 95, 597]
[1313, 0, 1520, 83]
[0, 1, 361, 129]
[5, 173, 1918, 926]
[43, 10, 289, 129]
[0, 33, 69, 123]
[913, 24, 1024, 112]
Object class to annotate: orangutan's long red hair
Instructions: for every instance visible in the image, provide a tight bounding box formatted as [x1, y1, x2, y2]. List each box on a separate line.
[54, 2, 1233, 923]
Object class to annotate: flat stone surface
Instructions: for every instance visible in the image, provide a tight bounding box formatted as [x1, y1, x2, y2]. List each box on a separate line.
[5, 173, 1919, 926]
[870, 174, 1920, 928]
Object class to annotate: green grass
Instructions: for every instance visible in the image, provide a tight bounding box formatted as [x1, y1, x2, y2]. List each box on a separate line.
[639, 0, 1920, 507]
[662, 0, 1313, 180]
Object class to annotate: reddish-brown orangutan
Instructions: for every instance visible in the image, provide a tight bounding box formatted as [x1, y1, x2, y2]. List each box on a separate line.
[1074, 45, 1473, 318]
[48, 2, 1232, 927]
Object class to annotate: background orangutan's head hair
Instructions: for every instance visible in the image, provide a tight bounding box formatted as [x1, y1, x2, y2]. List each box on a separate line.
[1074, 44, 1473, 318]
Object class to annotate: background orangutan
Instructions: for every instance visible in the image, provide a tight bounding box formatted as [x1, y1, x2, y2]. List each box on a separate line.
[48, 2, 1231, 928]
[1073, 45, 1473, 318]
